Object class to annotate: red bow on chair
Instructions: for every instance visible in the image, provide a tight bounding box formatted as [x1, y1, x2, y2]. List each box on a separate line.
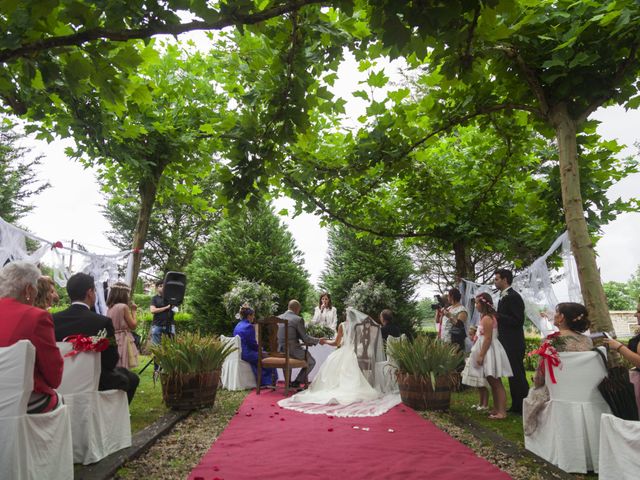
[63, 331, 111, 358]
[529, 336, 562, 384]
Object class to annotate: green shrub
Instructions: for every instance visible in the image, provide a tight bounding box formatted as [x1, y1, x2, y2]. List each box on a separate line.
[306, 322, 335, 339]
[187, 203, 310, 335]
[387, 335, 464, 379]
[150, 333, 235, 374]
[222, 279, 277, 320]
[133, 293, 152, 311]
[524, 336, 544, 371]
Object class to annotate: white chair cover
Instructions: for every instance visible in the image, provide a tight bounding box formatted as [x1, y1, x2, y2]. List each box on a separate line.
[220, 335, 256, 391]
[56, 342, 131, 465]
[598, 413, 640, 480]
[374, 334, 407, 394]
[524, 349, 611, 473]
[276, 344, 334, 383]
[0, 340, 73, 480]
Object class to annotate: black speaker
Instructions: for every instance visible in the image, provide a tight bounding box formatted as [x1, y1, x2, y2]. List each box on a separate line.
[163, 271, 187, 305]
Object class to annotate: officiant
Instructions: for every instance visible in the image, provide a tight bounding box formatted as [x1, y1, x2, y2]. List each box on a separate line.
[311, 293, 338, 332]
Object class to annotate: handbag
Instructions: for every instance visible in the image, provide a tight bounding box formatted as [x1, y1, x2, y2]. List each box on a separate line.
[594, 347, 639, 421]
[449, 320, 466, 340]
[126, 333, 139, 368]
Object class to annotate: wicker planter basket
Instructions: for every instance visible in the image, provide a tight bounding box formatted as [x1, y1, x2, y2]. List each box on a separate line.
[396, 372, 453, 411]
[160, 370, 221, 410]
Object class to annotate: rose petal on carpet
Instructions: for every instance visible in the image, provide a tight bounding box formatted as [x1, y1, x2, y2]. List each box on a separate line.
[189, 389, 512, 480]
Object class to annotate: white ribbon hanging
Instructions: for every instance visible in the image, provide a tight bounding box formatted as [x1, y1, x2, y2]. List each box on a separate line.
[461, 231, 582, 337]
[0, 216, 140, 315]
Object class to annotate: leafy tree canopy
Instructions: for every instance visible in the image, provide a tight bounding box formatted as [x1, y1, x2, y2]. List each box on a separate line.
[0, 121, 48, 223]
[103, 174, 220, 275]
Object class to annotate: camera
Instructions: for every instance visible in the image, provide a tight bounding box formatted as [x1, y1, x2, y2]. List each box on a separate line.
[430, 294, 447, 311]
[589, 331, 614, 340]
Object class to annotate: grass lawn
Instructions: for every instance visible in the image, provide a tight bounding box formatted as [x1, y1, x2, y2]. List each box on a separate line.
[129, 355, 169, 433]
[442, 375, 597, 479]
[448, 376, 529, 446]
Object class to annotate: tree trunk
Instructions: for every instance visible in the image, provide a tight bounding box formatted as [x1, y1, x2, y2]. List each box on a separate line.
[130, 165, 165, 289]
[453, 239, 474, 281]
[550, 103, 612, 332]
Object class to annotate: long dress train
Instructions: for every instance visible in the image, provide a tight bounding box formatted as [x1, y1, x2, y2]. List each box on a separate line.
[278, 308, 401, 417]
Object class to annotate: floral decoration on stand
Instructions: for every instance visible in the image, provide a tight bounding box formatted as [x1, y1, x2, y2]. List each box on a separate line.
[528, 332, 563, 384]
[63, 328, 111, 358]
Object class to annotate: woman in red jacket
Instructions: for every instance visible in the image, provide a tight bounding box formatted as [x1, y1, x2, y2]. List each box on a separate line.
[0, 261, 63, 413]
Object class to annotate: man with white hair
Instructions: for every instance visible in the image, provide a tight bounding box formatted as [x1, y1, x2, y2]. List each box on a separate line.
[278, 299, 325, 388]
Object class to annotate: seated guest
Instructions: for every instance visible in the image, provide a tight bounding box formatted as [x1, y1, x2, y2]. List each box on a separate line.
[0, 262, 64, 413]
[523, 302, 592, 435]
[233, 304, 275, 386]
[34, 275, 59, 310]
[53, 273, 139, 403]
[106, 282, 139, 369]
[378, 309, 400, 342]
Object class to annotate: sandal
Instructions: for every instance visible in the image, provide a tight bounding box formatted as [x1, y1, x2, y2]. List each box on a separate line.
[488, 413, 507, 420]
[476, 405, 489, 411]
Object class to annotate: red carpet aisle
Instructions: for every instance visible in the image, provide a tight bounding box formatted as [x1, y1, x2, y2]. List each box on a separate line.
[189, 390, 511, 480]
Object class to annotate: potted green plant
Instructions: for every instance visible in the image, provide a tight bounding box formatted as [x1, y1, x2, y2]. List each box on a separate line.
[151, 333, 236, 410]
[386, 335, 464, 411]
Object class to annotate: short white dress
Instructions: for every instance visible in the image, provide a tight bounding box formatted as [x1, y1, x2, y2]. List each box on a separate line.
[463, 315, 512, 381]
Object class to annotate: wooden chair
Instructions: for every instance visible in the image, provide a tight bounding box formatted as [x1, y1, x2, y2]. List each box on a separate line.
[353, 317, 381, 386]
[256, 316, 308, 395]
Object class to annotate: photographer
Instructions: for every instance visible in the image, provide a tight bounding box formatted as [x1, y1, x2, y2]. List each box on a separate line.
[439, 288, 468, 352]
[150, 279, 176, 354]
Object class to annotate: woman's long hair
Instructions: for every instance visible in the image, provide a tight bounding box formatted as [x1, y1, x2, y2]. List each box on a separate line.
[106, 282, 131, 308]
[475, 292, 497, 316]
[318, 292, 332, 309]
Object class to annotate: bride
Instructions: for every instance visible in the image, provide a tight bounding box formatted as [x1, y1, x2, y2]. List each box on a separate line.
[277, 308, 401, 417]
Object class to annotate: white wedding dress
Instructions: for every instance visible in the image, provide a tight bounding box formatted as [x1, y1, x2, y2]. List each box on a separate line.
[277, 308, 402, 417]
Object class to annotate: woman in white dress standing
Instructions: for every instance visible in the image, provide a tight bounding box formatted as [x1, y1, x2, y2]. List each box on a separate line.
[311, 293, 338, 332]
[468, 292, 513, 419]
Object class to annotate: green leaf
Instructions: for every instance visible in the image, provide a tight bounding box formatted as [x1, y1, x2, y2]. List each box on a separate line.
[367, 70, 388, 88]
[31, 70, 45, 90]
[352, 90, 369, 101]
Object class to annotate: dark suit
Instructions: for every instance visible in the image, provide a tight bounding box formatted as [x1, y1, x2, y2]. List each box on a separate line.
[381, 323, 401, 342]
[53, 303, 139, 403]
[496, 288, 529, 413]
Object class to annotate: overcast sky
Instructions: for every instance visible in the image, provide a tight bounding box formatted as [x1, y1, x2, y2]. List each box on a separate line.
[15, 56, 640, 293]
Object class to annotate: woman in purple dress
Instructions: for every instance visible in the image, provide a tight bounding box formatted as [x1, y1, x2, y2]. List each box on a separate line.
[233, 305, 275, 386]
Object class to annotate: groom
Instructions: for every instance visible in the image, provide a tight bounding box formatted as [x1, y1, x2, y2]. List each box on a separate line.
[494, 268, 529, 414]
[278, 299, 325, 388]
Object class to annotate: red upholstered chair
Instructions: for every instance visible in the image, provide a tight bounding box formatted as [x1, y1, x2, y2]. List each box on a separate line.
[256, 316, 308, 395]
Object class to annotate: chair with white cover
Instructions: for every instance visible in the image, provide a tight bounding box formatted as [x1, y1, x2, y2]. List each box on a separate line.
[220, 335, 256, 391]
[374, 334, 406, 393]
[57, 342, 131, 465]
[0, 340, 73, 480]
[598, 413, 640, 480]
[524, 349, 611, 473]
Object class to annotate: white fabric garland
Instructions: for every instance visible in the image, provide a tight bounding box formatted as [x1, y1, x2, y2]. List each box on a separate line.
[0, 216, 137, 315]
[461, 231, 582, 338]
